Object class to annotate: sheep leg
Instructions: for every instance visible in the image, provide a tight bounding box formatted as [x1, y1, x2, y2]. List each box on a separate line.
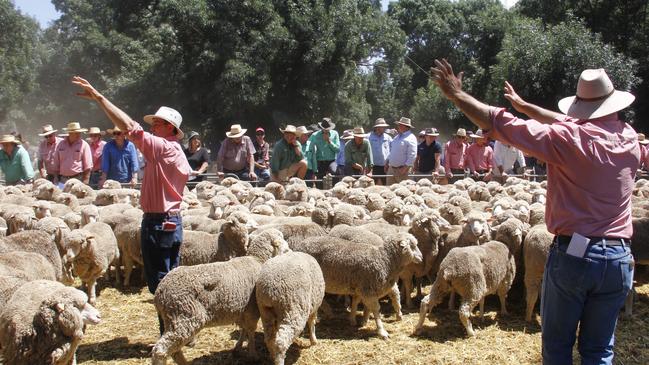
[122, 254, 134, 287]
[525, 284, 539, 322]
[152, 328, 193, 365]
[448, 290, 456, 310]
[365, 297, 388, 339]
[307, 312, 318, 346]
[348, 295, 361, 326]
[388, 283, 403, 321]
[237, 305, 260, 357]
[497, 284, 509, 315]
[260, 305, 278, 360]
[478, 298, 485, 319]
[414, 294, 431, 334]
[86, 279, 97, 305]
[459, 300, 479, 337]
[401, 273, 415, 308]
[416, 278, 423, 298]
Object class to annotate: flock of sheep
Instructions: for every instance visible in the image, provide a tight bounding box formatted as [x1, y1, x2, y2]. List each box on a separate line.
[0, 174, 647, 365]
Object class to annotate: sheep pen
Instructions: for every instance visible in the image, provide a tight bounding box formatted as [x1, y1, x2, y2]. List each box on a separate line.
[70, 266, 649, 364]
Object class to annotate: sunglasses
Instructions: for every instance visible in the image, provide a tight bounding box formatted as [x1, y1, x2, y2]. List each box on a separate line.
[113, 132, 122, 136]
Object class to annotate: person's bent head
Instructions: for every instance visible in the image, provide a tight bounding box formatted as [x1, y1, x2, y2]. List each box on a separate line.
[281, 125, 298, 145]
[424, 127, 439, 144]
[0, 135, 20, 155]
[352, 127, 366, 145]
[396, 117, 413, 134]
[143, 106, 184, 139]
[296, 126, 312, 144]
[226, 124, 246, 145]
[470, 130, 487, 146]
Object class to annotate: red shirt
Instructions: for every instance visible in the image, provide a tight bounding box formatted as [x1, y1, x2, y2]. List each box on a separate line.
[38, 137, 62, 174]
[444, 139, 467, 170]
[490, 108, 639, 238]
[90, 140, 106, 172]
[53, 138, 93, 176]
[128, 123, 190, 213]
[465, 143, 493, 172]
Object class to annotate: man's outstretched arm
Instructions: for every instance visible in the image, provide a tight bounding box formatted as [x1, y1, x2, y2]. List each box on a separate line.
[72, 76, 137, 132]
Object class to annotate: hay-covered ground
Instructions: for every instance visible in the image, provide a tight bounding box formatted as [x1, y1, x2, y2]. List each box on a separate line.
[78, 268, 649, 365]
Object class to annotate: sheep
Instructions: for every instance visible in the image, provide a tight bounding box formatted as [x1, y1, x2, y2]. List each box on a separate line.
[33, 217, 71, 257]
[62, 178, 84, 194]
[529, 202, 546, 226]
[415, 240, 516, 337]
[468, 184, 492, 202]
[0, 279, 101, 365]
[522, 225, 554, 322]
[366, 193, 386, 212]
[292, 232, 422, 339]
[256, 251, 325, 365]
[0, 275, 25, 309]
[438, 202, 465, 225]
[0, 230, 72, 284]
[67, 181, 97, 201]
[152, 229, 290, 365]
[179, 213, 256, 266]
[400, 210, 451, 308]
[181, 215, 222, 234]
[493, 217, 528, 272]
[113, 220, 142, 287]
[265, 182, 286, 200]
[64, 222, 120, 304]
[284, 183, 309, 202]
[0, 251, 58, 281]
[79, 205, 99, 226]
[1, 194, 36, 207]
[354, 175, 375, 188]
[448, 195, 472, 215]
[94, 188, 139, 206]
[383, 198, 414, 226]
[62, 212, 82, 230]
[259, 221, 328, 249]
[0, 203, 36, 235]
[101, 179, 122, 189]
[98, 203, 138, 219]
[32, 200, 53, 219]
[328, 224, 384, 246]
[343, 188, 368, 206]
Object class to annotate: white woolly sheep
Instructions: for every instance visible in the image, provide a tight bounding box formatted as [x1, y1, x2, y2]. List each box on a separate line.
[0, 251, 58, 281]
[152, 229, 290, 364]
[113, 220, 143, 287]
[522, 225, 554, 322]
[0, 230, 71, 284]
[438, 202, 465, 225]
[256, 251, 325, 365]
[415, 240, 515, 337]
[32, 200, 53, 219]
[0, 279, 101, 365]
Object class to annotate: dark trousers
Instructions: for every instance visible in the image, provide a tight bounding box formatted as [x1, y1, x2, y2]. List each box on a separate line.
[89, 170, 102, 186]
[372, 165, 386, 185]
[316, 160, 334, 179]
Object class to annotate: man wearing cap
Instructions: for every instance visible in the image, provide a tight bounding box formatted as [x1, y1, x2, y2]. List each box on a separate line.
[37, 124, 63, 181]
[431, 59, 637, 364]
[0, 134, 35, 185]
[384, 117, 417, 185]
[99, 126, 139, 187]
[270, 125, 307, 182]
[369, 118, 392, 185]
[309, 118, 340, 180]
[414, 128, 443, 177]
[345, 127, 373, 176]
[72, 77, 191, 334]
[297, 126, 317, 180]
[88, 127, 106, 186]
[443, 128, 468, 182]
[216, 124, 257, 181]
[465, 129, 493, 181]
[493, 140, 526, 182]
[253, 127, 271, 182]
[52, 122, 93, 185]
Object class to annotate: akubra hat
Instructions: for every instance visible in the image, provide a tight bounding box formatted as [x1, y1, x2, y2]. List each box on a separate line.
[106, 126, 123, 135]
[87, 127, 105, 135]
[469, 129, 486, 139]
[425, 127, 440, 136]
[318, 118, 336, 130]
[143, 106, 184, 139]
[638, 133, 649, 146]
[373, 118, 389, 128]
[280, 125, 298, 134]
[454, 128, 467, 137]
[395, 117, 413, 128]
[38, 124, 58, 137]
[225, 124, 247, 138]
[296, 126, 313, 136]
[63, 122, 88, 133]
[0, 135, 21, 145]
[352, 127, 367, 138]
[341, 130, 354, 140]
[558, 68, 635, 120]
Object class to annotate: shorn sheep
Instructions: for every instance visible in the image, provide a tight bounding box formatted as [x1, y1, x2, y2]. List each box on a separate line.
[152, 229, 291, 365]
[256, 251, 325, 365]
[415, 240, 515, 337]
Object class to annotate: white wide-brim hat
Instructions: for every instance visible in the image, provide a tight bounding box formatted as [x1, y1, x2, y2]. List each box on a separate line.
[395, 117, 413, 128]
[280, 125, 298, 134]
[296, 126, 313, 136]
[0, 135, 21, 145]
[352, 127, 367, 138]
[226, 124, 247, 138]
[143, 106, 184, 139]
[558, 68, 635, 120]
[107, 126, 123, 135]
[87, 127, 105, 135]
[63, 122, 88, 133]
[469, 129, 486, 139]
[373, 118, 389, 128]
[38, 124, 58, 137]
[638, 133, 649, 145]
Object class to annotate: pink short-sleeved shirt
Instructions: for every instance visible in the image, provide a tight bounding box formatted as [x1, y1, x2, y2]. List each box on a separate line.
[90, 140, 106, 172]
[444, 140, 467, 171]
[53, 138, 93, 176]
[465, 143, 493, 172]
[128, 123, 190, 213]
[38, 137, 62, 174]
[490, 107, 640, 238]
[641, 144, 649, 169]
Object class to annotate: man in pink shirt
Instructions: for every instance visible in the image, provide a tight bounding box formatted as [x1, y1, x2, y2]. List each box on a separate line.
[72, 76, 190, 335]
[443, 128, 468, 182]
[465, 129, 493, 181]
[87, 127, 107, 186]
[53, 122, 93, 185]
[37, 124, 62, 181]
[431, 59, 637, 365]
[638, 133, 649, 170]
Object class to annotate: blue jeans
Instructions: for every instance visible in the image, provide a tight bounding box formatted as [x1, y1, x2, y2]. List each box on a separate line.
[541, 239, 634, 365]
[140, 214, 183, 295]
[255, 167, 271, 181]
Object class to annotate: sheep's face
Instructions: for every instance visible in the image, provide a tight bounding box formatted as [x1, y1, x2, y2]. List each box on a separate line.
[9, 212, 35, 233]
[466, 217, 489, 238]
[65, 231, 92, 262]
[397, 234, 423, 264]
[33, 203, 52, 219]
[81, 302, 102, 325]
[271, 232, 291, 257]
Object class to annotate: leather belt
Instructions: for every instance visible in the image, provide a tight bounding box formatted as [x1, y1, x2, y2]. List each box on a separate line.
[143, 211, 181, 219]
[555, 235, 628, 246]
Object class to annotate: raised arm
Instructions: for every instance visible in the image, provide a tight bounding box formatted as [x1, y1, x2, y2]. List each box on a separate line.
[72, 76, 137, 132]
[504, 81, 563, 124]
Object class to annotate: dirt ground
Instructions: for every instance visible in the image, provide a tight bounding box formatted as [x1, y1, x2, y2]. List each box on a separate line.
[77, 268, 649, 365]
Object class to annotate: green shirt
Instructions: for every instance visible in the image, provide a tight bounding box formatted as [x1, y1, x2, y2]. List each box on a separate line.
[301, 139, 318, 172]
[345, 139, 373, 169]
[0, 145, 35, 184]
[309, 130, 340, 161]
[270, 139, 303, 173]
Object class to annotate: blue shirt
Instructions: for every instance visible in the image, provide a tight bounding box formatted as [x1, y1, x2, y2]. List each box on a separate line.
[101, 139, 139, 182]
[369, 132, 392, 166]
[336, 140, 348, 166]
[387, 130, 417, 167]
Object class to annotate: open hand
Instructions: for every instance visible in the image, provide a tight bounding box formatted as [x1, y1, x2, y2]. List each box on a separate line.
[430, 59, 464, 101]
[504, 81, 527, 113]
[72, 76, 101, 100]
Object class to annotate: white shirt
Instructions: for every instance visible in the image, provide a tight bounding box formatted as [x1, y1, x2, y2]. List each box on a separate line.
[493, 141, 526, 175]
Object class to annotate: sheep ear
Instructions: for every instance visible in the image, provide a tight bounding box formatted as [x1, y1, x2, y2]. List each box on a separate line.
[55, 302, 65, 313]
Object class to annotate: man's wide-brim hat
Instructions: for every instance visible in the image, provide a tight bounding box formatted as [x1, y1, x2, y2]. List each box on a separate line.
[143, 106, 184, 139]
[638, 133, 649, 145]
[0, 135, 21, 145]
[63, 122, 88, 133]
[318, 118, 336, 130]
[88, 127, 105, 135]
[373, 118, 389, 128]
[38, 124, 58, 137]
[226, 124, 247, 138]
[352, 127, 367, 138]
[425, 127, 440, 136]
[280, 125, 298, 134]
[296, 126, 313, 136]
[470, 129, 486, 139]
[454, 128, 467, 137]
[395, 117, 413, 128]
[558, 68, 635, 120]
[107, 126, 123, 135]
